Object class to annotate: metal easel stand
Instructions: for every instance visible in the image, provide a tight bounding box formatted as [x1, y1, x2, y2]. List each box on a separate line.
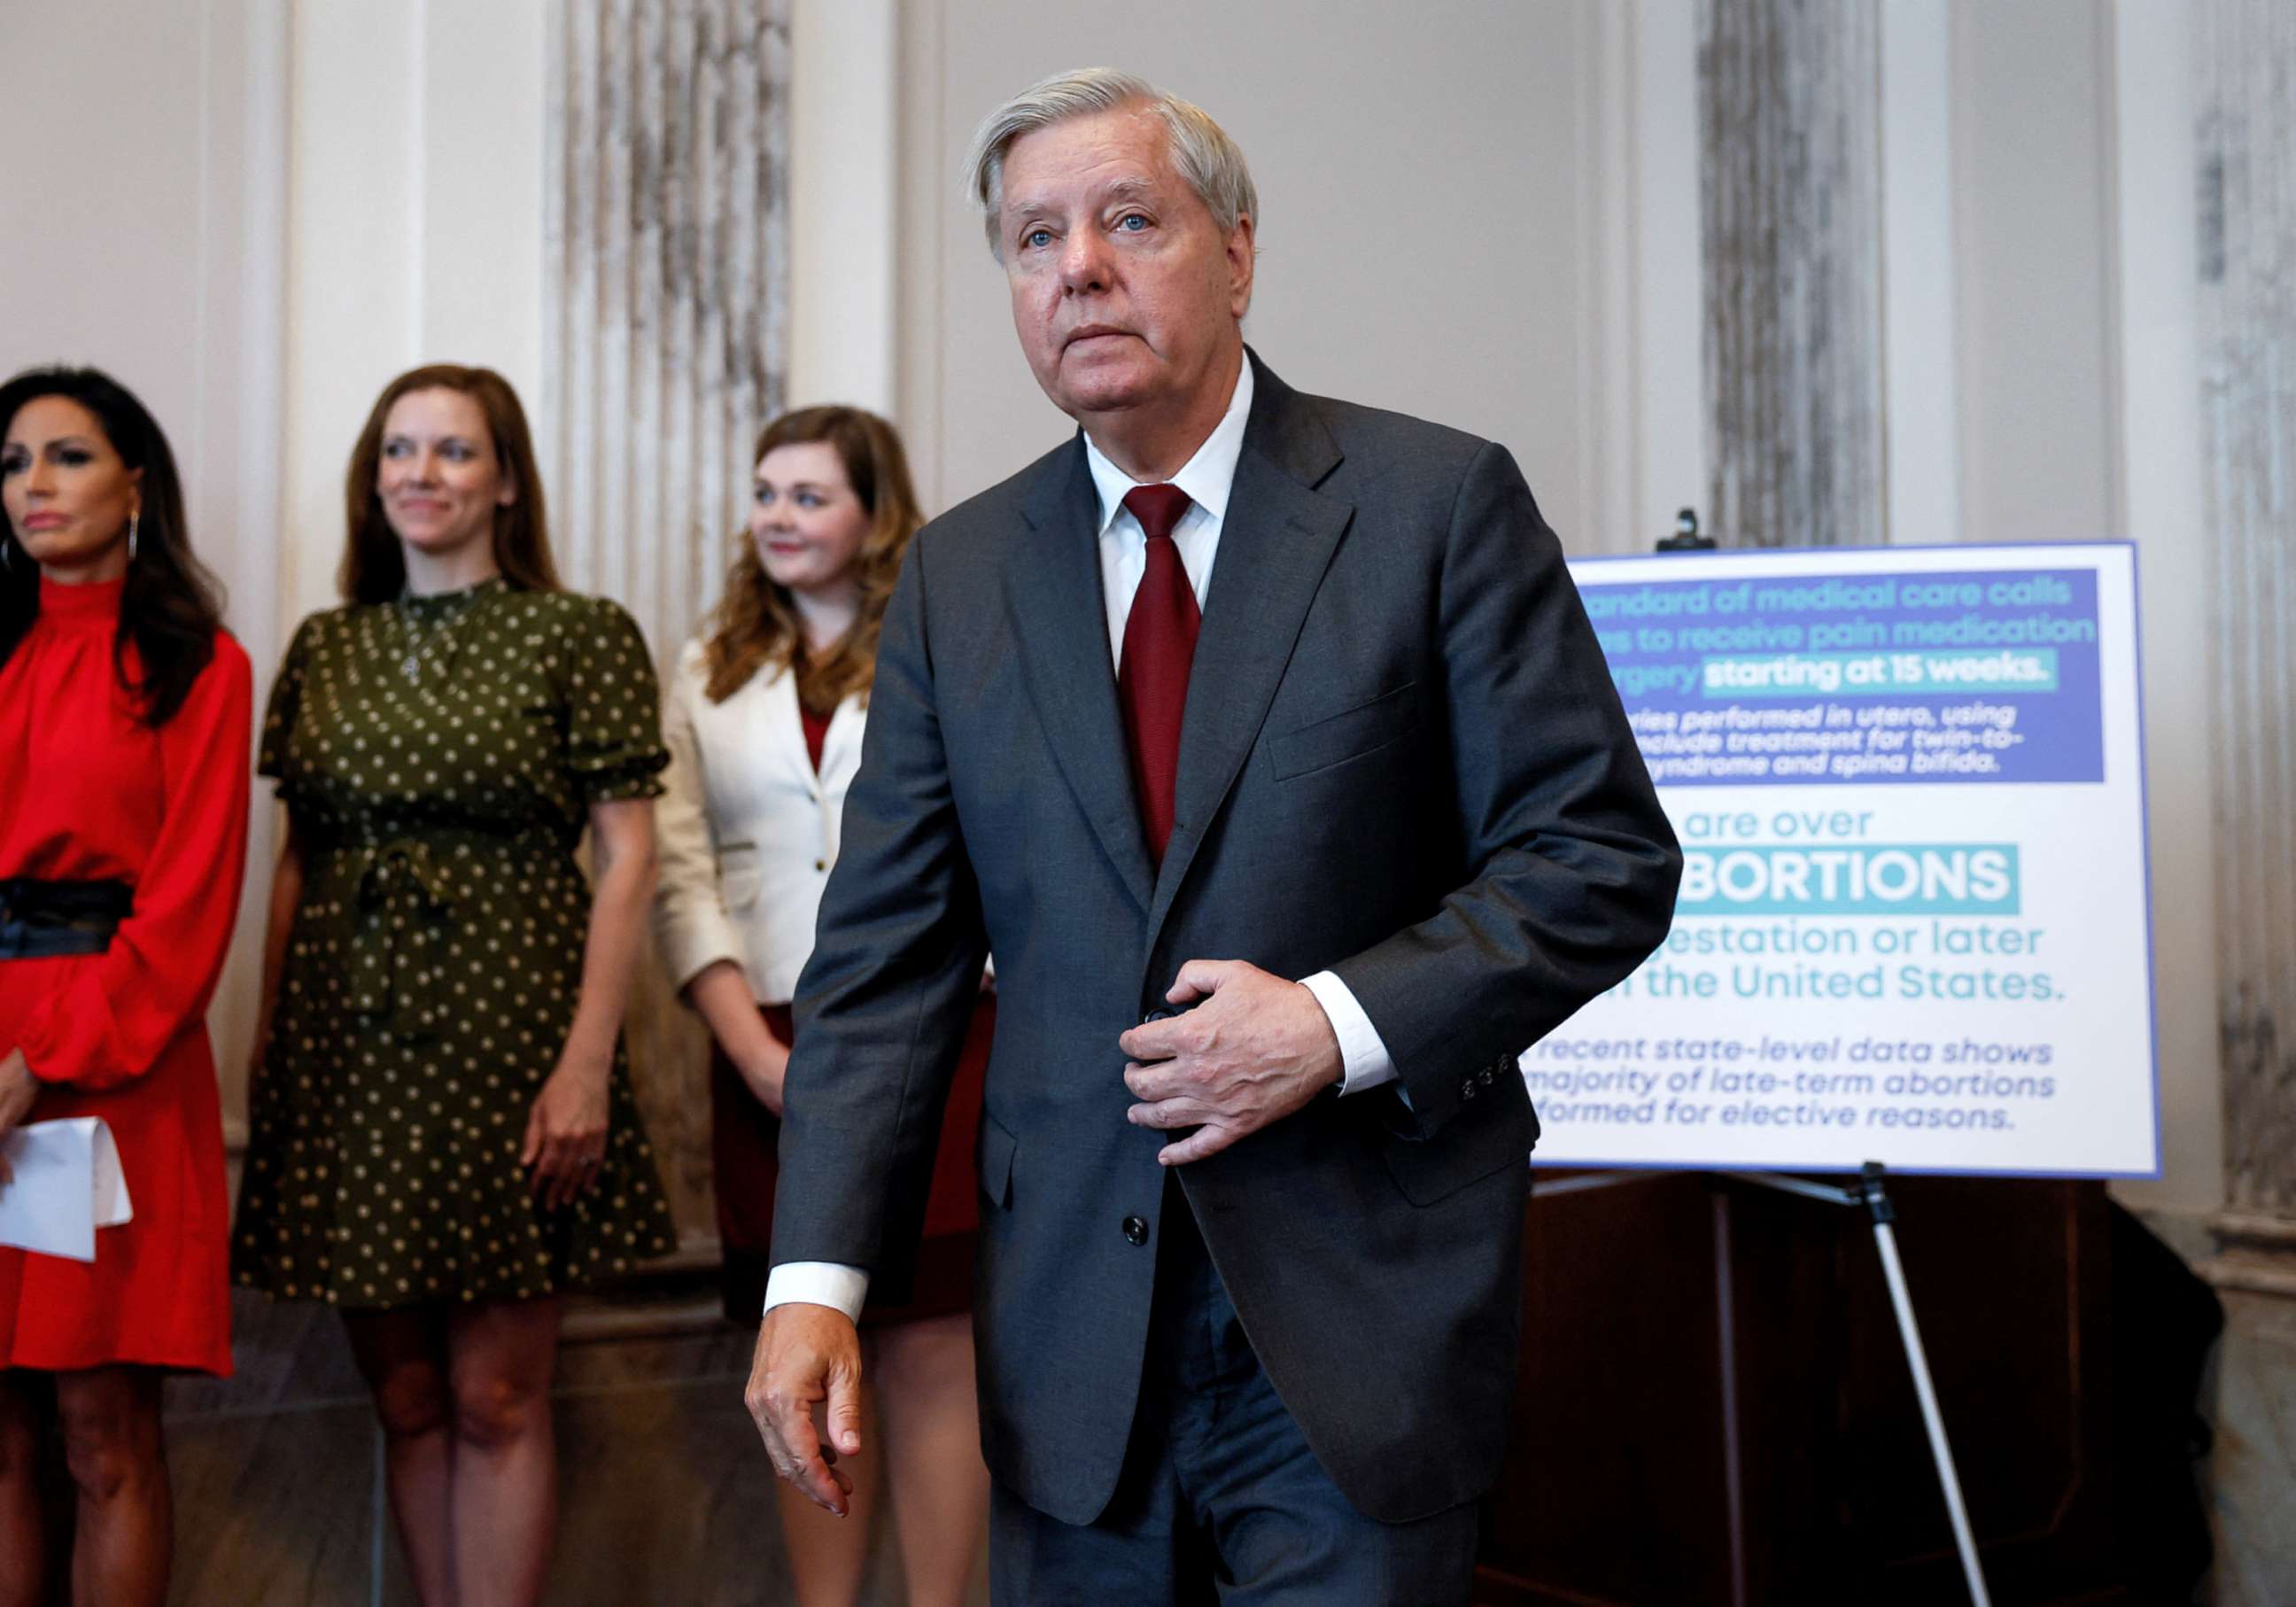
[1718, 1163, 1993, 1607]
[1535, 1159, 1993, 1607]
[1585, 529, 1989, 1598]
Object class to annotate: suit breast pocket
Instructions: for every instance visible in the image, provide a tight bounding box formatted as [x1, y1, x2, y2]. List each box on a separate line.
[1267, 679, 1421, 781]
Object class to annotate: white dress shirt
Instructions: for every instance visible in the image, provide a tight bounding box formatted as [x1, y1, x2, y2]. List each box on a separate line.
[764, 359, 1396, 1322]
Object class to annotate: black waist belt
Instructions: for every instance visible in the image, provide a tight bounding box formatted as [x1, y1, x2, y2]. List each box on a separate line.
[0, 878, 132, 959]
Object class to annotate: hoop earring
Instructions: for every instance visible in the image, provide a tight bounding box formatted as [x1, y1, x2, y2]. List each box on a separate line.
[128, 510, 140, 563]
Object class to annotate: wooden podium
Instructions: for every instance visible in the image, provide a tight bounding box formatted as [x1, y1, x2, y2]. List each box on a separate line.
[1473, 1174, 2132, 1605]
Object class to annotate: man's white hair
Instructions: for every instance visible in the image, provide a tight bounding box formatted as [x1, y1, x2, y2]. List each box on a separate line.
[962, 67, 1259, 260]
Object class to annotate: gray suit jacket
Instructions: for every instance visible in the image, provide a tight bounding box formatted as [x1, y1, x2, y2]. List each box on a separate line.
[772, 353, 1679, 1525]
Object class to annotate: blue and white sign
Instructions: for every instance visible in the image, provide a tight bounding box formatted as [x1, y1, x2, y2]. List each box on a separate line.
[1533, 543, 2159, 1178]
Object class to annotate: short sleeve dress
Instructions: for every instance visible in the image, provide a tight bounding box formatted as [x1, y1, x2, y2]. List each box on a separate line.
[231, 578, 678, 1308]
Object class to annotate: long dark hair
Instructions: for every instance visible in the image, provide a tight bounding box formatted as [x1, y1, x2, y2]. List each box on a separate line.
[0, 367, 225, 727]
[339, 364, 562, 604]
[701, 406, 923, 717]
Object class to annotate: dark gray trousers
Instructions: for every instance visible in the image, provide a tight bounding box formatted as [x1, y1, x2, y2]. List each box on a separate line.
[989, 1185, 1479, 1605]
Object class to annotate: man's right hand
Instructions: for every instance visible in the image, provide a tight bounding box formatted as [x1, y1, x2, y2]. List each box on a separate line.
[744, 1301, 865, 1515]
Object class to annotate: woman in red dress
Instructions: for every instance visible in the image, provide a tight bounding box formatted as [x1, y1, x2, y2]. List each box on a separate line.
[0, 368, 252, 1607]
[654, 407, 989, 1606]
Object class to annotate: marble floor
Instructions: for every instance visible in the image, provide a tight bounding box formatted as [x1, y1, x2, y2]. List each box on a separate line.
[148, 1290, 988, 1607]
[2207, 1290, 2296, 1606]
[16, 1263, 2288, 1603]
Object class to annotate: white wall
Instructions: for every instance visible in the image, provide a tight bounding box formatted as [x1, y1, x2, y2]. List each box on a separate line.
[1620, 2, 1710, 554]
[1935, 0, 2220, 1215]
[789, 0, 900, 412]
[1951, 0, 2123, 546]
[2106, 0, 2221, 1216]
[281, 0, 547, 624]
[0, 0, 290, 1109]
[1881, 0, 1962, 546]
[893, 0, 1655, 555]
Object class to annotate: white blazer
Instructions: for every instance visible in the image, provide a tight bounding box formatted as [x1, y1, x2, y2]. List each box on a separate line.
[653, 638, 865, 1005]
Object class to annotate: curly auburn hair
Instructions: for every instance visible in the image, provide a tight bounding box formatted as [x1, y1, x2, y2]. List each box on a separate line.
[702, 406, 922, 717]
[338, 364, 562, 604]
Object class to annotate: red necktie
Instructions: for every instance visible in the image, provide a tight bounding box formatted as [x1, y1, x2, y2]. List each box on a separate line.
[1117, 484, 1199, 866]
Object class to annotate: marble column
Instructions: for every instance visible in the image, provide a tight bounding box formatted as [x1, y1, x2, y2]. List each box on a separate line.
[1696, 0, 1887, 548]
[544, 0, 793, 1249]
[2199, 0, 2296, 1296]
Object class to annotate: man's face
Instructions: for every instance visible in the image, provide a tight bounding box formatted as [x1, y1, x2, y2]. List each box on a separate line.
[996, 105, 1254, 426]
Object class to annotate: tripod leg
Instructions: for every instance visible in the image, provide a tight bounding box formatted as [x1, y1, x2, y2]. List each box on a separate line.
[1871, 1218, 1992, 1607]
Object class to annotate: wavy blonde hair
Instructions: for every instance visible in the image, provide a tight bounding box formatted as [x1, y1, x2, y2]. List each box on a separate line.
[702, 406, 922, 715]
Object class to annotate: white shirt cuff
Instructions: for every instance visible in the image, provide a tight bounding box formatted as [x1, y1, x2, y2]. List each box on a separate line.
[1299, 971, 1397, 1095]
[763, 1262, 869, 1324]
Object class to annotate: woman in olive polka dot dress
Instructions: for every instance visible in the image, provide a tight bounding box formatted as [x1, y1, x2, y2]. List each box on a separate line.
[232, 365, 675, 1607]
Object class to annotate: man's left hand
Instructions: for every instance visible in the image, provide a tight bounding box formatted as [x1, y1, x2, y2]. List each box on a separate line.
[1119, 960, 1342, 1165]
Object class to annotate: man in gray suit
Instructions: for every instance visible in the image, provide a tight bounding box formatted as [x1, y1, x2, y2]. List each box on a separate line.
[746, 67, 1679, 1603]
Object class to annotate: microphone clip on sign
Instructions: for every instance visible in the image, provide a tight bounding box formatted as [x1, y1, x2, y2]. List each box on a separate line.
[1656, 507, 1717, 553]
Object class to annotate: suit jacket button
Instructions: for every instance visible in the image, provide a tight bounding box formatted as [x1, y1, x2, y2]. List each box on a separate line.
[1461, 1079, 1478, 1100]
[1122, 1215, 1150, 1246]
[1142, 1009, 1173, 1024]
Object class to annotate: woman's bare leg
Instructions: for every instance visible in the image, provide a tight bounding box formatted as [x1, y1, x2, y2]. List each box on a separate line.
[53, 1365, 169, 1607]
[0, 1374, 46, 1607]
[776, 1366, 880, 1607]
[871, 1313, 988, 1607]
[344, 1307, 457, 1607]
[443, 1297, 562, 1607]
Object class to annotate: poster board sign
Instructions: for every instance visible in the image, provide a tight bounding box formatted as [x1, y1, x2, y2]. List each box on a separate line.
[1532, 542, 2158, 1177]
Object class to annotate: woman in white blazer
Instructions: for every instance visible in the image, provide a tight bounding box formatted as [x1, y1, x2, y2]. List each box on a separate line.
[654, 406, 989, 1607]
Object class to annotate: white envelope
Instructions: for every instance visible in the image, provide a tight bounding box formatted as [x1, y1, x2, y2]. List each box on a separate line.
[0, 1117, 134, 1262]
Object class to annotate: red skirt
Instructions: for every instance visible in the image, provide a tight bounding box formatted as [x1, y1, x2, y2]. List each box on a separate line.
[0, 993, 233, 1378]
[712, 997, 989, 1326]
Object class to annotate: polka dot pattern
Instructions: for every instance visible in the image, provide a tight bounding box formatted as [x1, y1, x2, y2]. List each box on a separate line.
[230, 578, 678, 1308]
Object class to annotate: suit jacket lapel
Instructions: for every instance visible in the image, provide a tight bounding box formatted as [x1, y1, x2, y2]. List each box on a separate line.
[1151, 359, 1352, 935]
[1004, 438, 1157, 915]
